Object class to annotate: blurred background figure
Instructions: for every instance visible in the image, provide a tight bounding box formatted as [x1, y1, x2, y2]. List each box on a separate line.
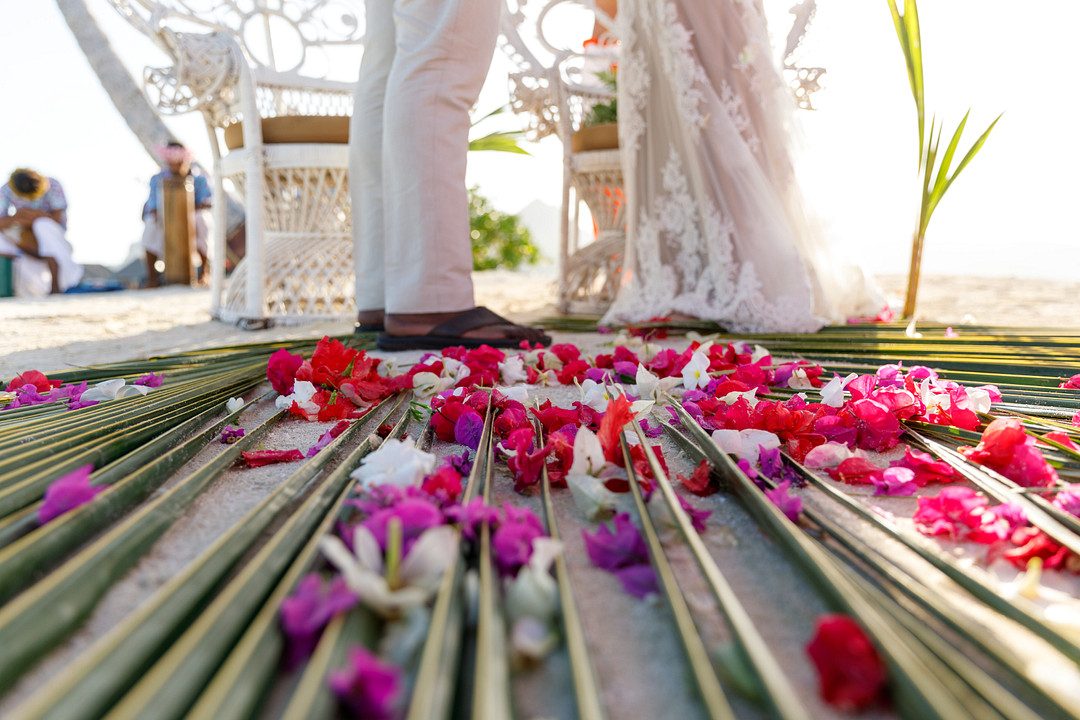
[140, 142, 211, 287]
[0, 168, 83, 296]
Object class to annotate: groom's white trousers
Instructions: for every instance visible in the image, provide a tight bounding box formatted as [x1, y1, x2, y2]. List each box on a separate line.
[350, 0, 501, 313]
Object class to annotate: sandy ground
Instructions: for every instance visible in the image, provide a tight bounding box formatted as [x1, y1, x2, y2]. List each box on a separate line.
[2, 269, 1079, 718]
[1, 270, 1076, 378]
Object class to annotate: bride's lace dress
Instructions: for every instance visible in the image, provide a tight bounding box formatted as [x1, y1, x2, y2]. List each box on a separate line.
[603, 0, 881, 333]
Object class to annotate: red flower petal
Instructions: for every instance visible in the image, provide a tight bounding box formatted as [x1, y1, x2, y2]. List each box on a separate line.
[806, 614, 888, 711]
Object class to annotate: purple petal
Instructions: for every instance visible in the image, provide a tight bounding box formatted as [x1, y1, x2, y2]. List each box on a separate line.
[492, 521, 543, 577]
[678, 495, 712, 533]
[447, 450, 474, 477]
[221, 425, 246, 444]
[764, 481, 802, 523]
[280, 574, 358, 670]
[453, 411, 484, 451]
[871, 467, 918, 497]
[38, 465, 103, 524]
[614, 564, 659, 598]
[639, 417, 663, 439]
[362, 498, 445, 554]
[582, 513, 649, 571]
[328, 646, 402, 720]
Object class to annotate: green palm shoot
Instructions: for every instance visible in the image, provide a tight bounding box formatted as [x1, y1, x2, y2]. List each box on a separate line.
[888, 0, 1002, 318]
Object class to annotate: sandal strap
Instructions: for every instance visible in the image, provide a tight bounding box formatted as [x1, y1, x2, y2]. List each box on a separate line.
[426, 306, 514, 337]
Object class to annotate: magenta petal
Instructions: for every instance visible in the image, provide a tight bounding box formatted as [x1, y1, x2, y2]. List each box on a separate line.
[582, 513, 649, 571]
[242, 449, 304, 467]
[447, 497, 500, 543]
[362, 498, 445, 554]
[871, 467, 919, 497]
[38, 465, 103, 524]
[614, 564, 659, 598]
[453, 411, 484, 451]
[328, 646, 402, 720]
[492, 521, 542, 577]
[280, 574, 358, 670]
[677, 494, 711, 533]
[267, 348, 304, 395]
[764, 481, 802, 523]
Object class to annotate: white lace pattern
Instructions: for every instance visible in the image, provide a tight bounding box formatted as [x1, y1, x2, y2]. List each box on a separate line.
[605, 0, 881, 333]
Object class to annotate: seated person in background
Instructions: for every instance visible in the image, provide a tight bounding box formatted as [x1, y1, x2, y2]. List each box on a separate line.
[141, 142, 211, 287]
[0, 169, 83, 296]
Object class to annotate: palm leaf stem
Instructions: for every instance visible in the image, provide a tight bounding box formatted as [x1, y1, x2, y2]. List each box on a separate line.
[0, 411, 285, 694]
[472, 482, 514, 719]
[821, 514, 1080, 719]
[663, 420, 1079, 718]
[833, 557, 1036, 720]
[910, 433, 1080, 550]
[9, 397, 399, 720]
[472, 398, 514, 720]
[0, 371, 258, 464]
[618, 435, 736, 720]
[276, 608, 380, 720]
[779, 445, 1080, 665]
[532, 416, 607, 720]
[405, 399, 496, 720]
[0, 394, 260, 599]
[0, 389, 250, 518]
[629, 423, 810, 720]
[102, 408, 393, 720]
[665, 403, 993, 718]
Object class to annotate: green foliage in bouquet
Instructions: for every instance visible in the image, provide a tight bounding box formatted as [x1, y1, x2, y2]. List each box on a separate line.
[583, 69, 618, 127]
[469, 187, 540, 271]
[889, 0, 1002, 318]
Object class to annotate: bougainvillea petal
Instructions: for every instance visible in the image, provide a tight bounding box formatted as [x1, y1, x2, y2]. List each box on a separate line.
[806, 614, 888, 711]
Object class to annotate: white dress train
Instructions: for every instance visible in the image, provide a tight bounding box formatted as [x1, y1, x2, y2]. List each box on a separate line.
[603, 0, 881, 333]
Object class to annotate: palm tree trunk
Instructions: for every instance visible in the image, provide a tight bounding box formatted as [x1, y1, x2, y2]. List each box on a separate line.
[54, 0, 244, 231]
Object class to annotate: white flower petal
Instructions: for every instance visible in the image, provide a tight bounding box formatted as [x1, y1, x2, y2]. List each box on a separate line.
[400, 525, 459, 593]
[115, 384, 150, 398]
[803, 441, 856, 468]
[568, 428, 605, 477]
[566, 473, 624, 521]
[352, 526, 384, 574]
[505, 566, 559, 624]
[510, 616, 560, 662]
[501, 385, 529, 403]
[498, 356, 528, 386]
[350, 437, 437, 489]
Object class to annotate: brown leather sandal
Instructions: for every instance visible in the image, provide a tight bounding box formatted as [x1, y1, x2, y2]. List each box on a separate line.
[376, 306, 551, 351]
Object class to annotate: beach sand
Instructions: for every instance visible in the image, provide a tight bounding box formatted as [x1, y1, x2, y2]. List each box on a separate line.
[1, 269, 1078, 718]
[2, 270, 1075, 377]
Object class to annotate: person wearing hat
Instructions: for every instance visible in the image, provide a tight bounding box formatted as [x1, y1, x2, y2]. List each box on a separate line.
[140, 141, 212, 287]
[0, 168, 83, 296]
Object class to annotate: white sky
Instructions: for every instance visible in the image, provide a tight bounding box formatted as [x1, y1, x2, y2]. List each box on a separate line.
[2, 1, 1077, 280]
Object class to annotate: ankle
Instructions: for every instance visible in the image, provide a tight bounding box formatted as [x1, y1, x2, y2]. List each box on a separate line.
[356, 309, 385, 324]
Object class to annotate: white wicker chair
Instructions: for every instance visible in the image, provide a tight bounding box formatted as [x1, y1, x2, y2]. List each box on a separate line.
[499, 0, 825, 315]
[106, 0, 365, 327]
[500, 0, 623, 315]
